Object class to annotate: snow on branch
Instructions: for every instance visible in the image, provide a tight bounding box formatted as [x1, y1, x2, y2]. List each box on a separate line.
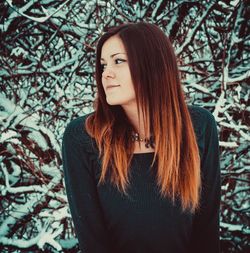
[5, 0, 71, 23]
[176, 2, 216, 55]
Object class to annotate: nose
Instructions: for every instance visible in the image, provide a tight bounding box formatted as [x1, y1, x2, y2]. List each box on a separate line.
[102, 65, 115, 79]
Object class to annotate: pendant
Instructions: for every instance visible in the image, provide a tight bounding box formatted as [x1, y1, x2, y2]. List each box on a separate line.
[131, 133, 155, 149]
[145, 136, 155, 149]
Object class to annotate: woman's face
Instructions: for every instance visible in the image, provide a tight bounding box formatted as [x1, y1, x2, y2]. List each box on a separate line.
[100, 35, 136, 107]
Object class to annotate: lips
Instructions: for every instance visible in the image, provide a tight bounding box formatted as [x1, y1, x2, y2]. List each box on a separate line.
[106, 85, 120, 90]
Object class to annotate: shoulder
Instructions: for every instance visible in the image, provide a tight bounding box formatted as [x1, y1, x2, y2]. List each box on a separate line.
[187, 105, 217, 138]
[62, 111, 96, 149]
[188, 105, 220, 168]
[188, 105, 216, 124]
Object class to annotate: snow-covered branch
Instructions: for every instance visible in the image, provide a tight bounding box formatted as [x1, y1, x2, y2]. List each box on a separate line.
[5, 0, 71, 23]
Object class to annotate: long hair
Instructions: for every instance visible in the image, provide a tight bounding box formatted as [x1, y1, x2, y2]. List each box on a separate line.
[85, 22, 201, 212]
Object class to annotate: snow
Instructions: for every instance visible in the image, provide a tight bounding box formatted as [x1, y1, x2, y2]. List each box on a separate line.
[5, 0, 71, 23]
[220, 222, 249, 234]
[27, 131, 48, 151]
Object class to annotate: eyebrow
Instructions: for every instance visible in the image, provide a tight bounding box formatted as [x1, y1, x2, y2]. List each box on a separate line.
[100, 53, 126, 61]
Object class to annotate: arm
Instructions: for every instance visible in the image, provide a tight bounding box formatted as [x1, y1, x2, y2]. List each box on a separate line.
[189, 110, 221, 253]
[62, 119, 110, 253]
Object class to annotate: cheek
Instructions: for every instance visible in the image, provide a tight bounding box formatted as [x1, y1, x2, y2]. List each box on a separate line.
[101, 76, 105, 83]
[123, 69, 133, 85]
[101, 77, 106, 88]
[127, 77, 135, 91]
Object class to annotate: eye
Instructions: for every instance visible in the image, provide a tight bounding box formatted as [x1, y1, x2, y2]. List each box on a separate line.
[100, 59, 126, 72]
[115, 59, 126, 64]
[100, 63, 106, 71]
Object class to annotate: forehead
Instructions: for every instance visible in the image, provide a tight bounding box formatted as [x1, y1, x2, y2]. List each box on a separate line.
[101, 35, 126, 59]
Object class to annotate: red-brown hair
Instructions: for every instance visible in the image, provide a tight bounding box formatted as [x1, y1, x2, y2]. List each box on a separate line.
[85, 22, 201, 212]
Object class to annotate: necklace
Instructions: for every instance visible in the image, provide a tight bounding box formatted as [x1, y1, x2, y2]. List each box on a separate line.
[131, 132, 155, 149]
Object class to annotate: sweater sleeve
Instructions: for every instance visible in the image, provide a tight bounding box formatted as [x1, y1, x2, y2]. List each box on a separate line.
[189, 110, 221, 253]
[62, 118, 110, 253]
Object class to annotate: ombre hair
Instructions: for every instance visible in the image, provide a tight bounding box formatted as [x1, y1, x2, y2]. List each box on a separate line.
[85, 22, 201, 212]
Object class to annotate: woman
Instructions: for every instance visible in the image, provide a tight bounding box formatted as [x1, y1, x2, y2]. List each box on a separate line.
[62, 22, 221, 253]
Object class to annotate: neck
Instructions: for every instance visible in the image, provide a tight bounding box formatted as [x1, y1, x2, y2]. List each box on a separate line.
[121, 104, 150, 138]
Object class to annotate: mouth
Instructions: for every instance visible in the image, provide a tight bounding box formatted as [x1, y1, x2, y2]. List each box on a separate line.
[106, 85, 120, 90]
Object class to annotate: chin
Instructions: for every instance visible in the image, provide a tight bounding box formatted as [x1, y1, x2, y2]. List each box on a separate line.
[106, 99, 120, 106]
[106, 97, 123, 105]
[106, 96, 135, 106]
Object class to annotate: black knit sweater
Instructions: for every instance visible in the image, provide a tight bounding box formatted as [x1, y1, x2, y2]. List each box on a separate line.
[62, 105, 221, 253]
